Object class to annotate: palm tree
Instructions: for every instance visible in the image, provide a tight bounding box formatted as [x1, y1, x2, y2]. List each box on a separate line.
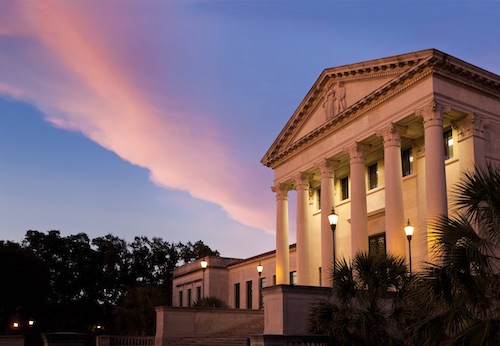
[308, 252, 409, 345]
[408, 164, 500, 346]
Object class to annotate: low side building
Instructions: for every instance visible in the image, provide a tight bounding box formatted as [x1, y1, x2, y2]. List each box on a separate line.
[172, 245, 297, 309]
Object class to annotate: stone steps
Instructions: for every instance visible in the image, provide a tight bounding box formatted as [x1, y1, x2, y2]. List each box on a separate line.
[168, 315, 263, 346]
[169, 336, 247, 345]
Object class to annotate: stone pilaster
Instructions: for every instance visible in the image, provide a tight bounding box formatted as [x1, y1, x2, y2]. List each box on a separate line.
[452, 112, 489, 172]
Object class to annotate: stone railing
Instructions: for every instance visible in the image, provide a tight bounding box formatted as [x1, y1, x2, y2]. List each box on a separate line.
[96, 335, 155, 346]
[248, 334, 329, 346]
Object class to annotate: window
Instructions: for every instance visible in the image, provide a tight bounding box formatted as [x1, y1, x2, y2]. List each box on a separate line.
[369, 163, 378, 189]
[341, 177, 349, 200]
[196, 286, 201, 302]
[402, 148, 413, 177]
[319, 267, 322, 287]
[259, 278, 266, 309]
[289, 271, 297, 285]
[272, 275, 276, 286]
[444, 129, 454, 160]
[187, 289, 192, 307]
[234, 283, 240, 308]
[316, 188, 321, 210]
[369, 233, 386, 256]
[179, 291, 183, 307]
[246, 280, 253, 309]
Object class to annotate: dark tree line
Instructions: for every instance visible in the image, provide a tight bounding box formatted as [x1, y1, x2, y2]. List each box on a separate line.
[0, 231, 219, 335]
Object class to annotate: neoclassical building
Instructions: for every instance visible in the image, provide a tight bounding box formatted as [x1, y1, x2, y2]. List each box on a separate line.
[261, 48, 500, 288]
[159, 49, 500, 344]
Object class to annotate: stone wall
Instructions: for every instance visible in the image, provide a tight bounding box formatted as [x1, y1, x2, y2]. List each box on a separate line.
[155, 306, 263, 346]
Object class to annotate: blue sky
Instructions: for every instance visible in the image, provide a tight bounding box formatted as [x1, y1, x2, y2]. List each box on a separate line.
[0, 1, 499, 258]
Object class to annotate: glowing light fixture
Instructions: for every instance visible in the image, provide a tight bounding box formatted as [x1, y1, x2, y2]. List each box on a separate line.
[328, 207, 339, 232]
[404, 219, 414, 275]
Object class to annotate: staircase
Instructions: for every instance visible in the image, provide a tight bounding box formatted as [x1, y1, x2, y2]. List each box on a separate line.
[167, 315, 264, 346]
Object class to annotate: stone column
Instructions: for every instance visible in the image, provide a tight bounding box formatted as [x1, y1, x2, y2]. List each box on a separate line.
[316, 159, 337, 287]
[377, 123, 407, 258]
[452, 112, 488, 173]
[294, 172, 313, 286]
[417, 101, 449, 222]
[346, 142, 371, 256]
[413, 137, 428, 266]
[272, 183, 290, 285]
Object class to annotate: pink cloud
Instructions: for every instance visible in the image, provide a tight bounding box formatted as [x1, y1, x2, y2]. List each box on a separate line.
[0, 2, 275, 234]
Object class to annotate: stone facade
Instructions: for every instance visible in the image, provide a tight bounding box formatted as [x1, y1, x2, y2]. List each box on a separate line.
[172, 246, 297, 309]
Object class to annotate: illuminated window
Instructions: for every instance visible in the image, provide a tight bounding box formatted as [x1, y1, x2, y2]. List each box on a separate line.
[341, 177, 349, 200]
[368, 163, 378, 189]
[289, 271, 297, 285]
[402, 148, 413, 177]
[444, 129, 454, 160]
[259, 277, 266, 308]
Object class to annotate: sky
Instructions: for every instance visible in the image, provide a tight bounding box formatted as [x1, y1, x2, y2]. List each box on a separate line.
[0, 1, 499, 259]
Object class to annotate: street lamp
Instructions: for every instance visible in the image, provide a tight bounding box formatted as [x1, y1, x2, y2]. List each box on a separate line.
[201, 259, 208, 298]
[404, 219, 414, 276]
[328, 207, 339, 264]
[257, 262, 263, 309]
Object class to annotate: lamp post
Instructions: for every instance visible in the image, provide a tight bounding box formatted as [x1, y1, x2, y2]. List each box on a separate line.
[328, 207, 339, 265]
[404, 219, 414, 276]
[257, 262, 263, 309]
[201, 259, 208, 298]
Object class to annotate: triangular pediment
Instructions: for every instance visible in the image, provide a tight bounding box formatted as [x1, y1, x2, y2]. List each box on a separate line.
[287, 73, 397, 147]
[262, 49, 439, 167]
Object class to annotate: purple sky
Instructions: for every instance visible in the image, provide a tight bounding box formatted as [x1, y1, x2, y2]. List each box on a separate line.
[1, 1, 499, 258]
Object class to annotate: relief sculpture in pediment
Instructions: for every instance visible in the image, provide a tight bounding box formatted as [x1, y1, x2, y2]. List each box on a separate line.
[324, 81, 346, 119]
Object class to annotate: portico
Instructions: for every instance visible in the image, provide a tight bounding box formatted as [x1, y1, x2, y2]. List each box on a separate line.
[262, 49, 500, 287]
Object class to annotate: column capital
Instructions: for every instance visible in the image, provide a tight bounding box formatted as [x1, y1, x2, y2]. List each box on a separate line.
[315, 158, 340, 178]
[345, 142, 371, 164]
[293, 172, 312, 191]
[415, 100, 451, 129]
[272, 183, 290, 201]
[376, 123, 408, 148]
[451, 112, 489, 141]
